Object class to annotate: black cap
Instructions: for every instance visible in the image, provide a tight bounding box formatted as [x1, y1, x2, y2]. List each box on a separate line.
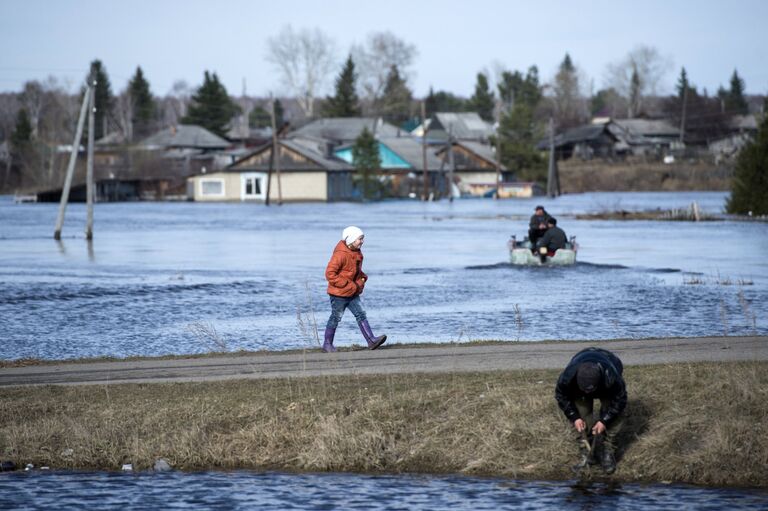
[535, 205, 544, 211]
[548, 217, 557, 225]
[576, 363, 601, 394]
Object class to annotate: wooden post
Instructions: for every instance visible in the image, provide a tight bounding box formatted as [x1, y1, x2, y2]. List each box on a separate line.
[421, 101, 429, 201]
[54, 84, 91, 240]
[679, 85, 688, 144]
[270, 96, 283, 206]
[447, 124, 455, 203]
[494, 99, 503, 200]
[85, 79, 96, 240]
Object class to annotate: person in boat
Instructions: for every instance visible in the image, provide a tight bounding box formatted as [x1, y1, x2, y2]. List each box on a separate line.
[323, 226, 387, 353]
[535, 217, 567, 255]
[528, 205, 551, 247]
[555, 347, 627, 474]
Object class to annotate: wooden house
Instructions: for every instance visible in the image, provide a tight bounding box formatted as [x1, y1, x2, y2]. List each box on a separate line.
[187, 138, 354, 202]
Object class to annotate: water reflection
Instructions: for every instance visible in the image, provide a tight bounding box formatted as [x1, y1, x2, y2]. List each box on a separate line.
[0, 471, 766, 510]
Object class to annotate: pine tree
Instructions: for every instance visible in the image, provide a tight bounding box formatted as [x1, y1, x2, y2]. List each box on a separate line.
[470, 72, 495, 121]
[726, 115, 768, 215]
[497, 67, 545, 182]
[88, 60, 115, 139]
[553, 53, 583, 129]
[182, 71, 240, 138]
[675, 67, 690, 99]
[128, 66, 155, 139]
[424, 87, 467, 116]
[10, 108, 33, 149]
[377, 65, 412, 126]
[324, 55, 361, 117]
[351, 126, 381, 200]
[725, 69, 748, 115]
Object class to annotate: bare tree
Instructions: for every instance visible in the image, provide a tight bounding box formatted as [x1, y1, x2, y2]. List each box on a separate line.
[605, 45, 673, 117]
[351, 31, 418, 105]
[163, 80, 191, 126]
[20, 81, 46, 138]
[114, 89, 134, 142]
[266, 25, 336, 118]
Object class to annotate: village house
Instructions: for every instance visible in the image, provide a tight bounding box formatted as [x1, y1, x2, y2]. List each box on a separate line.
[187, 138, 354, 202]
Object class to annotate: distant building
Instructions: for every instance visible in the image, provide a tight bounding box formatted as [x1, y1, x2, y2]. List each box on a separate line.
[187, 138, 354, 202]
[414, 112, 495, 143]
[434, 140, 512, 197]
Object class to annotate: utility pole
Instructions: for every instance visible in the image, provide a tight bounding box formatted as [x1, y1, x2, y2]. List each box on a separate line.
[447, 124, 455, 203]
[54, 83, 92, 240]
[546, 117, 560, 198]
[679, 84, 688, 144]
[269, 95, 283, 205]
[85, 78, 96, 240]
[421, 101, 429, 200]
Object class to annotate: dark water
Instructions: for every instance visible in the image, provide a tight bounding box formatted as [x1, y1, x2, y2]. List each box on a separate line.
[1, 471, 767, 510]
[1, 191, 767, 360]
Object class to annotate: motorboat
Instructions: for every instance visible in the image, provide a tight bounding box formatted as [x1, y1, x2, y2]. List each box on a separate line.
[508, 235, 578, 265]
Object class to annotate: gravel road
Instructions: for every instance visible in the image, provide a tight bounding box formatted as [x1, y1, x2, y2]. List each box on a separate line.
[1, 336, 766, 387]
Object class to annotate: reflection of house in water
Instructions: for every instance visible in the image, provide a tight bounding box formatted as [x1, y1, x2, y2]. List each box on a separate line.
[187, 138, 354, 202]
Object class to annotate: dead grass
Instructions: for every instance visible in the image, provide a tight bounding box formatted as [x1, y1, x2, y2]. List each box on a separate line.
[1, 361, 767, 486]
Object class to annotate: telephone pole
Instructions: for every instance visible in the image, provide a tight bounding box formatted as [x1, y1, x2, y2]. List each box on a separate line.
[85, 78, 96, 240]
[546, 117, 560, 198]
[421, 101, 429, 200]
[269, 95, 283, 205]
[54, 83, 92, 240]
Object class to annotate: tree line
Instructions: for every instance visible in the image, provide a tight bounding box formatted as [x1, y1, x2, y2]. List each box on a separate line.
[1, 29, 765, 210]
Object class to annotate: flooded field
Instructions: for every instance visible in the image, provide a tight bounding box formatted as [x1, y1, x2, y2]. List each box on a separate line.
[1, 191, 766, 360]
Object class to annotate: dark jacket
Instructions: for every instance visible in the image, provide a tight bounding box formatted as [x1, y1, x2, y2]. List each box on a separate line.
[536, 225, 567, 251]
[325, 240, 368, 298]
[529, 211, 551, 231]
[555, 348, 627, 426]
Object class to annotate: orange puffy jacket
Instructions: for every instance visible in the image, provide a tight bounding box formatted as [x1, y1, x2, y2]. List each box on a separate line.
[325, 240, 368, 297]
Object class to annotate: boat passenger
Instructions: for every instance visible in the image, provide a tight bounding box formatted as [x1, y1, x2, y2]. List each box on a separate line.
[535, 217, 567, 255]
[555, 347, 627, 474]
[528, 205, 551, 247]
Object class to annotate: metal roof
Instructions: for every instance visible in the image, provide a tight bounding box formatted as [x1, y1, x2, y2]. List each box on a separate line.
[290, 117, 400, 142]
[138, 124, 230, 150]
[228, 139, 353, 172]
[433, 112, 495, 140]
[378, 136, 444, 171]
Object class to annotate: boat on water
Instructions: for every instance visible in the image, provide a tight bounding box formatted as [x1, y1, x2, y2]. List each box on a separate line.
[508, 235, 578, 265]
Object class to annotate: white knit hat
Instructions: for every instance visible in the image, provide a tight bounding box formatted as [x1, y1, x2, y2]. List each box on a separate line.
[342, 226, 364, 245]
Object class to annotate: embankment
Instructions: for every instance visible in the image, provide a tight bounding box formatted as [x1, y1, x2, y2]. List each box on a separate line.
[1, 360, 766, 487]
[559, 159, 732, 193]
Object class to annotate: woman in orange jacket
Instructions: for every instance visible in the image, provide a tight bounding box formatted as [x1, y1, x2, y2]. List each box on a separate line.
[323, 226, 387, 353]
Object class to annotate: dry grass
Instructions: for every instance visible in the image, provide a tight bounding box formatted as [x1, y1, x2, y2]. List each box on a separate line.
[1, 362, 766, 487]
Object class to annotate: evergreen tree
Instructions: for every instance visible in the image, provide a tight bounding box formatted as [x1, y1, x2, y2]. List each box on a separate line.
[182, 71, 240, 138]
[128, 66, 155, 139]
[470, 72, 495, 121]
[377, 65, 412, 126]
[351, 126, 381, 200]
[274, 99, 285, 127]
[726, 114, 768, 215]
[324, 55, 361, 117]
[675, 67, 690, 98]
[725, 69, 749, 115]
[10, 108, 33, 149]
[496, 67, 545, 182]
[424, 87, 467, 116]
[88, 60, 115, 139]
[553, 53, 584, 129]
[249, 105, 271, 128]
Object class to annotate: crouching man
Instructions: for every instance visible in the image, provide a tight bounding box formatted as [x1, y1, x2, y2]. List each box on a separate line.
[555, 347, 627, 474]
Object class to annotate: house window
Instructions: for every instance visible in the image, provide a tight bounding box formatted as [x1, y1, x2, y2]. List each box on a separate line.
[245, 177, 261, 196]
[200, 179, 224, 196]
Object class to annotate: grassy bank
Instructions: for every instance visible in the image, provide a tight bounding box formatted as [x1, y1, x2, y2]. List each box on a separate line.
[1, 361, 766, 487]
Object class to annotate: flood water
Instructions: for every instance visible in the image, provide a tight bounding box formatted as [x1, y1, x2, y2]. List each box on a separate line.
[1, 191, 767, 360]
[2, 191, 768, 507]
[1, 470, 767, 510]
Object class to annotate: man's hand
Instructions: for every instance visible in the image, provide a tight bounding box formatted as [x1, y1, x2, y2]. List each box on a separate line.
[574, 419, 586, 433]
[592, 421, 606, 435]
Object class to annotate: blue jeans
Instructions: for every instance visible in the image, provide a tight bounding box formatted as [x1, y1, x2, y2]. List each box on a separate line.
[326, 295, 367, 329]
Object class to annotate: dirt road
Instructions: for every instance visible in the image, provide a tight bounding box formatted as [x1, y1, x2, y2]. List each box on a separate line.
[1, 336, 766, 387]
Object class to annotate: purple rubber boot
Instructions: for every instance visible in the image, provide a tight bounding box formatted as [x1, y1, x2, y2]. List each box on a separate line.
[322, 327, 337, 353]
[359, 320, 387, 350]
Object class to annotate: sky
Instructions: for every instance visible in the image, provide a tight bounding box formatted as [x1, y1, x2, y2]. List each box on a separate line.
[1, 0, 766, 99]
